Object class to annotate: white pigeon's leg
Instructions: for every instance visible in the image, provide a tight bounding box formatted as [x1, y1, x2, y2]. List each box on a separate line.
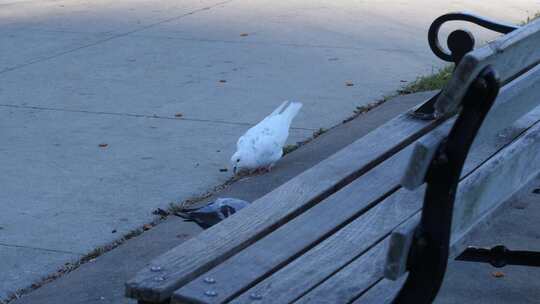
[260, 164, 273, 173]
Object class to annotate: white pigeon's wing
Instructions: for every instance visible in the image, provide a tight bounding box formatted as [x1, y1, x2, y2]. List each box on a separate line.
[249, 124, 285, 165]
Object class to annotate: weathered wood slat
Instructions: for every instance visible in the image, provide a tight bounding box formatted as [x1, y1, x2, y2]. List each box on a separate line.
[302, 117, 540, 303]
[172, 95, 538, 303]
[125, 106, 438, 302]
[395, 109, 540, 281]
[402, 63, 540, 190]
[436, 18, 540, 116]
[225, 111, 539, 304]
[355, 178, 538, 304]
[351, 278, 405, 304]
[452, 120, 540, 242]
[273, 109, 540, 304]
[294, 239, 389, 304]
[172, 146, 413, 303]
[477, 64, 540, 143]
[230, 189, 421, 304]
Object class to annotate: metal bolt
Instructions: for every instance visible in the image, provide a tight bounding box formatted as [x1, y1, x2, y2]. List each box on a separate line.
[150, 266, 162, 272]
[204, 290, 218, 297]
[204, 277, 216, 284]
[153, 276, 166, 282]
[250, 293, 263, 300]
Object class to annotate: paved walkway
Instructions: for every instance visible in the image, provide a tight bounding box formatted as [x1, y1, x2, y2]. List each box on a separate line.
[0, 0, 535, 301]
[10, 92, 540, 304]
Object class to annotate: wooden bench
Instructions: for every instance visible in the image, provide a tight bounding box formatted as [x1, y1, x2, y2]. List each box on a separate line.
[125, 12, 540, 303]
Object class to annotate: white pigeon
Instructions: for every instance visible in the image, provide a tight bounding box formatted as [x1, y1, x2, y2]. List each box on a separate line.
[231, 100, 303, 174]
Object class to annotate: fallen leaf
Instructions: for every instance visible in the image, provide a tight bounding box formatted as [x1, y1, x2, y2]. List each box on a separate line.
[143, 224, 152, 231]
[98, 143, 108, 148]
[111, 229, 117, 233]
[174, 113, 183, 117]
[240, 33, 249, 37]
[219, 79, 227, 83]
[219, 168, 228, 172]
[345, 81, 354, 87]
[492, 271, 505, 278]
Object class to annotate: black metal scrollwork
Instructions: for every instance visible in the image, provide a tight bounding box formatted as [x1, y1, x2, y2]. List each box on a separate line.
[428, 12, 519, 64]
[411, 12, 519, 120]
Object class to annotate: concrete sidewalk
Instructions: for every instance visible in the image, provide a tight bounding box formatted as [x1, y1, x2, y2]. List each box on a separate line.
[1, 0, 536, 301]
[10, 92, 540, 304]
[9, 92, 431, 304]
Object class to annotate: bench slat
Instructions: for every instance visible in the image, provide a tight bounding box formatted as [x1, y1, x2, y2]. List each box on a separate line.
[353, 144, 538, 304]
[294, 239, 389, 304]
[126, 104, 437, 302]
[390, 111, 540, 280]
[452, 120, 540, 243]
[351, 278, 405, 304]
[223, 109, 538, 304]
[172, 145, 413, 303]
[436, 19, 540, 116]
[402, 64, 540, 190]
[255, 108, 540, 304]
[230, 188, 421, 304]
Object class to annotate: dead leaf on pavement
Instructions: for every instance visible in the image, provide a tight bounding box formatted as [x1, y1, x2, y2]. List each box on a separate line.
[492, 271, 505, 278]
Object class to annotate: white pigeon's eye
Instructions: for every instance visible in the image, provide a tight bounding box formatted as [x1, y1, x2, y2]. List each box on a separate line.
[236, 159, 240, 163]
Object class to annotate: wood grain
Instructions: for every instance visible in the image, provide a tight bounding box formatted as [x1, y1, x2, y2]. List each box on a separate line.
[172, 146, 412, 304]
[298, 111, 540, 303]
[249, 108, 540, 304]
[125, 106, 437, 303]
[402, 64, 540, 190]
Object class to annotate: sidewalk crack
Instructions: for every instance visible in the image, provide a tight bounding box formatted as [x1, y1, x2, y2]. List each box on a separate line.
[0, 103, 316, 131]
[0, 242, 84, 255]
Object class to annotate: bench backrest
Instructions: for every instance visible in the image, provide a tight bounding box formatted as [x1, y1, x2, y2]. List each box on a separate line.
[387, 17, 540, 281]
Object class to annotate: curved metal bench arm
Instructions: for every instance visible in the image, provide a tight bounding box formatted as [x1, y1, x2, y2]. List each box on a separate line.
[412, 12, 518, 120]
[428, 12, 519, 64]
[392, 66, 500, 304]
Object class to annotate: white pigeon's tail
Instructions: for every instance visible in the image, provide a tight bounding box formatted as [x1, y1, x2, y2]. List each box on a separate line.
[278, 101, 303, 126]
[270, 100, 291, 116]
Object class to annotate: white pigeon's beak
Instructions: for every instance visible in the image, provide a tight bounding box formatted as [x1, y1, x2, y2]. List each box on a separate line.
[233, 166, 237, 174]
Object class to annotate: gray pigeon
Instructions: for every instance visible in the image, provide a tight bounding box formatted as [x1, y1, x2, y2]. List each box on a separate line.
[175, 198, 250, 229]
